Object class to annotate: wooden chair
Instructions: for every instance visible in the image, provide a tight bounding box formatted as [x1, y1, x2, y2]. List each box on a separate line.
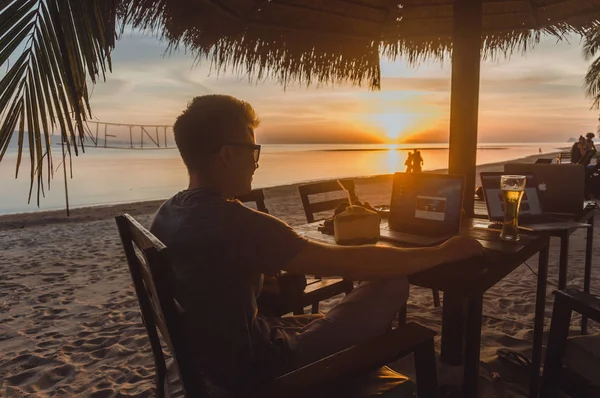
[236, 188, 269, 213]
[236, 189, 354, 315]
[540, 288, 600, 397]
[298, 179, 358, 223]
[558, 151, 572, 164]
[298, 180, 441, 309]
[116, 213, 440, 398]
[116, 214, 208, 398]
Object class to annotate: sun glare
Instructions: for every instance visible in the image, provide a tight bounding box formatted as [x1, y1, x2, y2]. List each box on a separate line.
[369, 113, 416, 142]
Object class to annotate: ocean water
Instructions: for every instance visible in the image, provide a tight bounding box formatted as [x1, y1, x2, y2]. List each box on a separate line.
[0, 142, 567, 215]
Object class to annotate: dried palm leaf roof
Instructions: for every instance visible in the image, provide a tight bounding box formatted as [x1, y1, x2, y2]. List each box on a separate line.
[121, 0, 600, 89]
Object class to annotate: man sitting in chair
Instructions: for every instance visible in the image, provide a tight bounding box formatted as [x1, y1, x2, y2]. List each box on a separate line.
[150, 95, 484, 393]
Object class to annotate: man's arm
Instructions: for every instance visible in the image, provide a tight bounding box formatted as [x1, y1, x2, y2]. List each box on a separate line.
[283, 236, 484, 280]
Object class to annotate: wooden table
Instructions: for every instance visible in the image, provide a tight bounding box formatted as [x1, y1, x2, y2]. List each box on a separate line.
[473, 201, 596, 397]
[295, 219, 550, 398]
[475, 202, 596, 333]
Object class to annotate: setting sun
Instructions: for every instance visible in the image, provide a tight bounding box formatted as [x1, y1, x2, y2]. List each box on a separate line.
[370, 113, 415, 141]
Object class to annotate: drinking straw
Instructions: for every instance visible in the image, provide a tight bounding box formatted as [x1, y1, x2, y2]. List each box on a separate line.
[337, 180, 353, 206]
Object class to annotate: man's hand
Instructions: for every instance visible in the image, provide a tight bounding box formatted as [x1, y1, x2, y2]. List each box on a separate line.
[437, 236, 485, 263]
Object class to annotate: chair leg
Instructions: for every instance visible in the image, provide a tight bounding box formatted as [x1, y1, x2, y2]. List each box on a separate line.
[311, 303, 319, 314]
[432, 289, 441, 307]
[343, 279, 354, 294]
[540, 294, 573, 398]
[398, 307, 407, 326]
[155, 358, 166, 398]
[414, 338, 439, 398]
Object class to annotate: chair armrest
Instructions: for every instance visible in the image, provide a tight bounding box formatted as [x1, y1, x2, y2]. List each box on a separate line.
[301, 278, 354, 306]
[245, 322, 436, 398]
[555, 288, 600, 323]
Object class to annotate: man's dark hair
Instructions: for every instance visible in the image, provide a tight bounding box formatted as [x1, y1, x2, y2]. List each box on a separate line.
[586, 132, 595, 140]
[173, 95, 260, 173]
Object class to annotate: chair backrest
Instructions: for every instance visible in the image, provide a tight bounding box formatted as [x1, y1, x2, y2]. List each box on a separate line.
[298, 179, 357, 223]
[558, 151, 571, 164]
[236, 189, 269, 213]
[115, 214, 209, 398]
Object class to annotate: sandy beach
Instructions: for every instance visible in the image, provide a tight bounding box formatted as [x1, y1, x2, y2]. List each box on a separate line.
[1, 152, 598, 397]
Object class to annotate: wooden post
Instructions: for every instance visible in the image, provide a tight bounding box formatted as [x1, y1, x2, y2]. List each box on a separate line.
[129, 126, 133, 148]
[61, 131, 70, 217]
[104, 124, 108, 148]
[448, 0, 483, 216]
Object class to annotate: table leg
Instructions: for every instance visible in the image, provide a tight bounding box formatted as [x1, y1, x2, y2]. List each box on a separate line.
[558, 231, 569, 289]
[441, 292, 465, 366]
[529, 242, 550, 398]
[463, 295, 483, 398]
[582, 213, 594, 335]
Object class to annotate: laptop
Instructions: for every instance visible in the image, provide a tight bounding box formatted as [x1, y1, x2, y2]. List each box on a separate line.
[480, 172, 589, 232]
[504, 163, 585, 215]
[379, 173, 464, 246]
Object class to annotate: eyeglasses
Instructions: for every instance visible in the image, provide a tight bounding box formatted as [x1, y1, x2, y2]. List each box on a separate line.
[223, 143, 261, 163]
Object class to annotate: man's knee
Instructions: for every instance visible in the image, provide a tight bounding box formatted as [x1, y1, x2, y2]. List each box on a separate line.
[367, 277, 409, 304]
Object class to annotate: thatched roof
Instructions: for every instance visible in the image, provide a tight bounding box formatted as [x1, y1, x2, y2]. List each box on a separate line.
[121, 0, 600, 89]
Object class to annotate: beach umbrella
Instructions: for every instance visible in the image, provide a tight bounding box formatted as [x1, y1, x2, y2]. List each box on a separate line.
[2, 1, 600, 213]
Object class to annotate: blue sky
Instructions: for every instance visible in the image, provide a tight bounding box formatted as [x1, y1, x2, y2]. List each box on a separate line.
[67, 31, 600, 143]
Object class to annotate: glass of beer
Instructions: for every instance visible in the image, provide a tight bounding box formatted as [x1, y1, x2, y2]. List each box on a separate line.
[500, 175, 526, 241]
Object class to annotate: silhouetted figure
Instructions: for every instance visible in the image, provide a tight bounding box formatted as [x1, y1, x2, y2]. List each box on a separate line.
[576, 133, 597, 167]
[412, 149, 424, 173]
[586, 157, 600, 198]
[586, 132, 596, 152]
[405, 151, 414, 173]
[571, 136, 586, 164]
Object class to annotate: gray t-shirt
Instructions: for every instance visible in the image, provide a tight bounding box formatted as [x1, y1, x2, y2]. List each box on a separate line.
[150, 188, 307, 391]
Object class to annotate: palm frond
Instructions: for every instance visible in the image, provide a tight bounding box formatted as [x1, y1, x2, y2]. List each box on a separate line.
[0, 0, 117, 205]
[583, 24, 600, 108]
[583, 24, 600, 60]
[585, 56, 600, 108]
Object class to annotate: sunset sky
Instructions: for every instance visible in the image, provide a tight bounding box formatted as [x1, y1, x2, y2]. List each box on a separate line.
[84, 31, 600, 144]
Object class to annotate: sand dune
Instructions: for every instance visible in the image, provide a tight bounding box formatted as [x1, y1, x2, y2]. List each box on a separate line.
[1, 153, 599, 397]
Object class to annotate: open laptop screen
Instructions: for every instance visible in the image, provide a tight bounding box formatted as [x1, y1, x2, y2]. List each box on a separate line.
[504, 163, 585, 215]
[389, 173, 464, 236]
[480, 172, 542, 221]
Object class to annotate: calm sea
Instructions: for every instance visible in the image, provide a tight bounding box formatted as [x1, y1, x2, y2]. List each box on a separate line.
[0, 142, 567, 215]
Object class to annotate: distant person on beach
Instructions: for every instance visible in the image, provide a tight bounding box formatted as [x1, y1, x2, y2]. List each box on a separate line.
[405, 151, 414, 173]
[586, 132, 596, 152]
[587, 157, 600, 198]
[579, 133, 597, 166]
[412, 149, 424, 173]
[571, 136, 586, 164]
[150, 94, 484, 393]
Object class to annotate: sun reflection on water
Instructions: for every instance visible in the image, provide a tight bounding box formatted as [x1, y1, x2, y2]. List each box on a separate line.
[384, 144, 405, 175]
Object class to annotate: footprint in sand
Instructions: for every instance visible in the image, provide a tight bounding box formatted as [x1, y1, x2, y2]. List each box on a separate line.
[60, 297, 74, 305]
[89, 388, 113, 398]
[36, 292, 60, 304]
[22, 326, 44, 335]
[40, 307, 68, 320]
